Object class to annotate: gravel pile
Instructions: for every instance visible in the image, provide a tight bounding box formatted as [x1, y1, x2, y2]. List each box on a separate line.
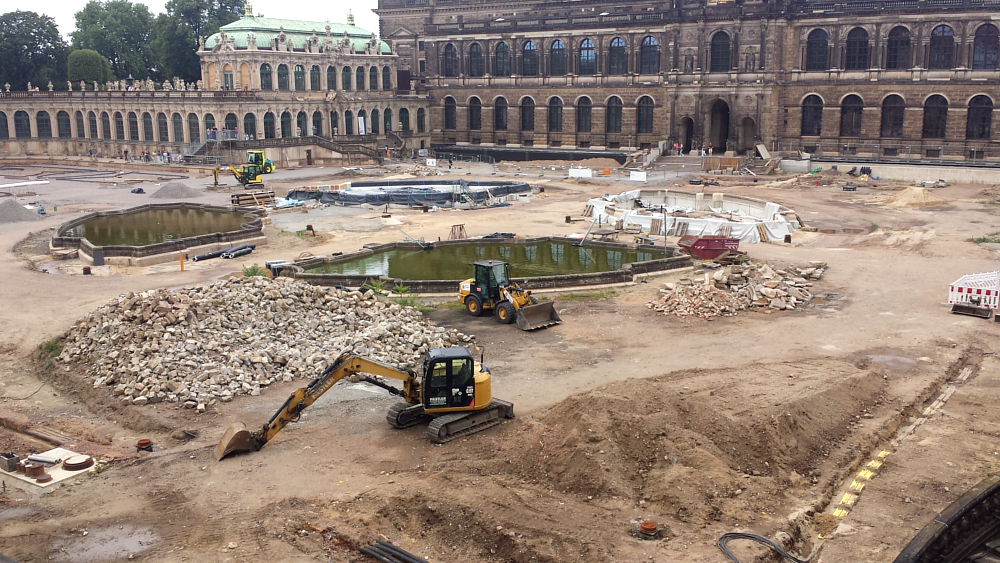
[150, 182, 203, 199]
[58, 276, 474, 410]
[0, 199, 42, 223]
[647, 261, 827, 319]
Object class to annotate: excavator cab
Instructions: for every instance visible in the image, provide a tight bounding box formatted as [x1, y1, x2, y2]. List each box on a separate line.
[422, 348, 486, 410]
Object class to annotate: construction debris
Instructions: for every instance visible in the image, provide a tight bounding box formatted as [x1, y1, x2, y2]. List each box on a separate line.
[57, 277, 474, 409]
[647, 261, 827, 319]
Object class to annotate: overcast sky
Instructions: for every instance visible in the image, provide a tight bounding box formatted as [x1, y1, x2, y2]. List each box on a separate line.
[26, 0, 381, 40]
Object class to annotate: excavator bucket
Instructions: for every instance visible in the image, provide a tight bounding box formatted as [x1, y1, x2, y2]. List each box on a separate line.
[516, 301, 562, 330]
[216, 422, 255, 460]
[951, 303, 993, 319]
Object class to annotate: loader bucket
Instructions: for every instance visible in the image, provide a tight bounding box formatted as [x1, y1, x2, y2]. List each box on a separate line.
[216, 422, 256, 461]
[950, 303, 993, 319]
[516, 301, 563, 330]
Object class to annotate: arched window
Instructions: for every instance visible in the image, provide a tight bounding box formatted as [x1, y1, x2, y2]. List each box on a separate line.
[806, 29, 829, 71]
[550, 40, 566, 76]
[277, 64, 289, 90]
[417, 108, 426, 133]
[280, 111, 292, 138]
[521, 98, 535, 131]
[801, 95, 823, 136]
[370, 67, 379, 90]
[310, 66, 320, 90]
[845, 28, 869, 71]
[37, 111, 52, 139]
[469, 98, 481, 130]
[142, 112, 153, 141]
[606, 97, 623, 133]
[710, 32, 731, 72]
[579, 39, 596, 75]
[929, 25, 955, 70]
[357, 109, 367, 134]
[75, 111, 85, 139]
[640, 36, 659, 74]
[260, 64, 273, 89]
[922, 95, 948, 138]
[469, 43, 484, 77]
[14, 111, 30, 139]
[494, 97, 508, 130]
[383, 67, 392, 90]
[56, 111, 71, 139]
[342, 67, 352, 90]
[370, 109, 379, 134]
[127, 112, 139, 140]
[330, 112, 338, 135]
[522, 41, 539, 76]
[224, 113, 238, 133]
[311, 111, 322, 136]
[0, 112, 6, 140]
[973, 24, 999, 70]
[327, 66, 337, 90]
[443, 44, 459, 77]
[444, 97, 457, 130]
[157, 113, 168, 142]
[399, 108, 410, 132]
[637, 96, 654, 134]
[880, 95, 905, 137]
[608, 37, 627, 75]
[90, 111, 100, 139]
[294, 65, 305, 90]
[204, 113, 216, 132]
[296, 111, 307, 136]
[967, 95, 993, 139]
[243, 113, 256, 139]
[115, 112, 125, 140]
[494, 42, 511, 76]
[577, 97, 592, 133]
[548, 98, 563, 132]
[356, 67, 366, 90]
[840, 95, 864, 137]
[886, 27, 911, 70]
[383, 109, 392, 133]
[101, 112, 112, 140]
[264, 112, 276, 139]
[344, 111, 354, 135]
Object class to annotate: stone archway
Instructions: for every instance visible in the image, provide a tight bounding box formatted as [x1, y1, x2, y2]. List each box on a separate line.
[708, 99, 730, 153]
[738, 116, 756, 154]
[679, 117, 695, 153]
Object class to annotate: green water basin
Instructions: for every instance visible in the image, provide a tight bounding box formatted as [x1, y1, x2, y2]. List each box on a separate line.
[305, 241, 673, 280]
[66, 207, 250, 247]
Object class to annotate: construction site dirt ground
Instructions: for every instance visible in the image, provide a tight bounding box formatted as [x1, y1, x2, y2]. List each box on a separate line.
[0, 161, 999, 562]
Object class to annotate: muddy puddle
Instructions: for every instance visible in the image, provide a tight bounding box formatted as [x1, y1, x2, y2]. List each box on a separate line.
[818, 227, 867, 234]
[49, 524, 158, 562]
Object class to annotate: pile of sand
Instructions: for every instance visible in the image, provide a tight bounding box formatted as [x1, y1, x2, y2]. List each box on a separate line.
[0, 199, 42, 223]
[150, 182, 204, 199]
[888, 187, 948, 208]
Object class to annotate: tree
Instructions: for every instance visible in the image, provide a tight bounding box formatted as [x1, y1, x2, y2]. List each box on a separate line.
[67, 49, 114, 86]
[0, 11, 67, 90]
[72, 0, 154, 80]
[150, 0, 242, 82]
[164, 0, 243, 42]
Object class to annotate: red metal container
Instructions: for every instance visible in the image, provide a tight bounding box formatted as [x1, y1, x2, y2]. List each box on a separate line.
[677, 235, 741, 260]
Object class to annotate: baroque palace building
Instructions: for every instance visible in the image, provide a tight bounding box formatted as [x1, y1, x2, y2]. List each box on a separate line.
[0, 8, 431, 159]
[376, 0, 1000, 161]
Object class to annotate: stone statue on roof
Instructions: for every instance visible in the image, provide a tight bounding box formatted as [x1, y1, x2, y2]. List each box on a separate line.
[366, 33, 379, 55]
[248, 32, 256, 50]
[340, 31, 351, 53]
[67, 80, 73, 91]
[199, 35, 205, 50]
[325, 24, 331, 37]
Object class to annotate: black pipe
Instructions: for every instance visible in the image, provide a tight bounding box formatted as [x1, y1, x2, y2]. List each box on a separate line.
[221, 246, 254, 259]
[374, 540, 425, 563]
[193, 244, 257, 262]
[360, 546, 398, 562]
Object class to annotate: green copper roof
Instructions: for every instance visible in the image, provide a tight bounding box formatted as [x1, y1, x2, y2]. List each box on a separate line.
[204, 15, 389, 53]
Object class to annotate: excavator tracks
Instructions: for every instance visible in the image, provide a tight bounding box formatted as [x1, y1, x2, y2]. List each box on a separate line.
[426, 399, 515, 443]
[386, 402, 431, 428]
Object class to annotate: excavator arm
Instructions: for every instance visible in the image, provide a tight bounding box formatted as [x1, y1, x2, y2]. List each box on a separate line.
[216, 352, 420, 460]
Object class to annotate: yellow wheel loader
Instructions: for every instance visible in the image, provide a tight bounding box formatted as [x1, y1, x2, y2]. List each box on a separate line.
[247, 150, 275, 174]
[457, 260, 562, 330]
[216, 347, 514, 460]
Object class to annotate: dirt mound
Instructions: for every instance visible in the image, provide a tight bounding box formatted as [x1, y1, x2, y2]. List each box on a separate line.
[0, 199, 42, 223]
[888, 187, 948, 208]
[150, 182, 203, 199]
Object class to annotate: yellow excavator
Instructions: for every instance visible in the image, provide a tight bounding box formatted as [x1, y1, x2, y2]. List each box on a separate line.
[228, 162, 264, 186]
[216, 347, 514, 460]
[458, 260, 562, 330]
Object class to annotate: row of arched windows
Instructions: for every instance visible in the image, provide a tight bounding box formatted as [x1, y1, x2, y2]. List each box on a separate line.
[802, 23, 998, 71]
[259, 63, 392, 91]
[801, 94, 994, 140]
[440, 95, 656, 134]
[441, 36, 661, 77]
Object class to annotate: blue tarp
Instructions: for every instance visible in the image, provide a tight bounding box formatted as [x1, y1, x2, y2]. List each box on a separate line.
[286, 180, 531, 207]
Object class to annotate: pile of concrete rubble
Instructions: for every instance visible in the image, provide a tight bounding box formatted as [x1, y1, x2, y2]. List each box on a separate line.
[58, 276, 473, 410]
[647, 261, 827, 319]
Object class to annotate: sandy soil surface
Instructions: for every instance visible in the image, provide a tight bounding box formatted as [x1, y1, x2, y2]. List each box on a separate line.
[0, 162, 998, 563]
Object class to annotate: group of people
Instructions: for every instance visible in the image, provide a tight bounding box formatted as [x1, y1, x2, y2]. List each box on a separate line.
[120, 149, 175, 163]
[668, 142, 718, 157]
